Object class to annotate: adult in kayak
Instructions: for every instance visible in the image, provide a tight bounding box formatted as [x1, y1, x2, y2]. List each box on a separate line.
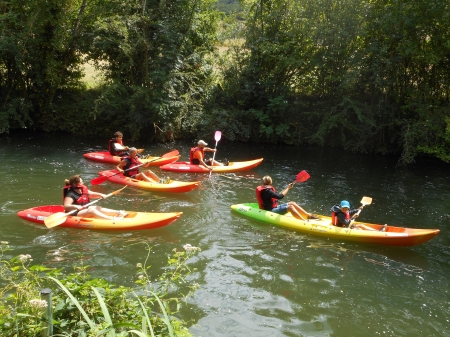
[190, 140, 228, 170]
[331, 200, 386, 231]
[116, 147, 160, 183]
[64, 175, 126, 220]
[256, 176, 319, 221]
[109, 131, 129, 156]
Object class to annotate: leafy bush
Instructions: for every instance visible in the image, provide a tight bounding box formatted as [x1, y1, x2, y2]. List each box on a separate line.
[0, 242, 200, 336]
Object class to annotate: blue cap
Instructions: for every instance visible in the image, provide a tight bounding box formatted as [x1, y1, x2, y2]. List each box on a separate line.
[340, 200, 350, 208]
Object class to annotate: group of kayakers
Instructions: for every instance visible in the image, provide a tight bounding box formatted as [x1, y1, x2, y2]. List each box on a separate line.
[65, 130, 384, 230]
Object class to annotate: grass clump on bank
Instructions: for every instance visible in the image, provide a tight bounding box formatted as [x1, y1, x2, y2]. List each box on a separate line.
[0, 242, 200, 336]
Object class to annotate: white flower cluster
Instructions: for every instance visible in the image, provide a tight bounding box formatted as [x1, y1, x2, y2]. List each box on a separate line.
[19, 254, 32, 262]
[29, 299, 48, 308]
[1, 241, 8, 245]
[183, 244, 201, 252]
[136, 263, 142, 268]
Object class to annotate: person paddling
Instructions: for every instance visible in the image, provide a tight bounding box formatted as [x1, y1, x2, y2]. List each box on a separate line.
[116, 147, 160, 183]
[331, 200, 386, 231]
[255, 175, 318, 221]
[109, 131, 129, 157]
[63, 175, 126, 220]
[190, 140, 228, 169]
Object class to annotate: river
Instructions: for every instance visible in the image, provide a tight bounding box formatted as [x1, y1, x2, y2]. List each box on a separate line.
[1, 132, 449, 337]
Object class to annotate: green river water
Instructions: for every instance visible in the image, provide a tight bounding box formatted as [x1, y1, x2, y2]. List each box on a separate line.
[1, 132, 449, 337]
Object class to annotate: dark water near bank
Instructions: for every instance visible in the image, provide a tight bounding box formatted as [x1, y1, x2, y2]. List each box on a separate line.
[1, 132, 449, 336]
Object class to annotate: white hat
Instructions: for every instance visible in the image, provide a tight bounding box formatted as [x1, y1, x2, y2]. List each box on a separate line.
[198, 140, 208, 146]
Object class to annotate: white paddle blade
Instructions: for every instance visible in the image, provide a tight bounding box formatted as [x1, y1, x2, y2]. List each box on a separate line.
[361, 196, 372, 206]
[214, 131, 222, 142]
[44, 212, 70, 228]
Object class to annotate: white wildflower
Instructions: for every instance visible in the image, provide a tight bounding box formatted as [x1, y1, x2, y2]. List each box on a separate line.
[136, 263, 142, 268]
[19, 254, 32, 262]
[138, 275, 145, 280]
[1, 241, 8, 245]
[183, 244, 201, 252]
[29, 299, 48, 308]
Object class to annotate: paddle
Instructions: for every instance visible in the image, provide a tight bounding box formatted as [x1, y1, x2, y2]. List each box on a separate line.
[349, 196, 372, 228]
[90, 155, 164, 185]
[292, 170, 311, 185]
[209, 131, 222, 177]
[161, 150, 179, 158]
[44, 186, 127, 228]
[90, 163, 145, 185]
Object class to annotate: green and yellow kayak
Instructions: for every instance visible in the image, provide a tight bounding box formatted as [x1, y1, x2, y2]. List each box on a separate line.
[231, 203, 439, 246]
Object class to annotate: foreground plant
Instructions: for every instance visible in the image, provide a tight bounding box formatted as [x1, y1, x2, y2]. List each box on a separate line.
[0, 242, 200, 336]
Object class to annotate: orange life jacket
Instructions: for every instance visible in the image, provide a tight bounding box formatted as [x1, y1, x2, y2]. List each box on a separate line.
[255, 185, 278, 210]
[331, 209, 350, 227]
[123, 155, 140, 177]
[63, 185, 90, 206]
[190, 147, 204, 165]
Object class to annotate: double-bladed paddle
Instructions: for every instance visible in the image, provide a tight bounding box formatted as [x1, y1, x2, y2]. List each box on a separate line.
[43, 186, 127, 228]
[89, 151, 177, 185]
[90, 163, 146, 185]
[349, 196, 372, 228]
[209, 131, 222, 177]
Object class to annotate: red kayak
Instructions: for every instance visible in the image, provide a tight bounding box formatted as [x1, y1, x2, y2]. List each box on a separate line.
[160, 158, 264, 173]
[84, 150, 180, 166]
[17, 206, 182, 231]
[97, 170, 200, 193]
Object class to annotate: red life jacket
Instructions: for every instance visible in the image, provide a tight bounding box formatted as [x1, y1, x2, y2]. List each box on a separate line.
[190, 147, 204, 164]
[331, 210, 350, 227]
[123, 155, 140, 177]
[108, 138, 124, 156]
[63, 185, 90, 206]
[255, 185, 278, 210]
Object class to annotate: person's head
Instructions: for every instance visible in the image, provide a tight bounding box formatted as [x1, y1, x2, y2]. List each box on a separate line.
[197, 140, 208, 148]
[114, 131, 123, 139]
[65, 175, 83, 187]
[262, 175, 272, 185]
[129, 147, 138, 157]
[339, 200, 350, 211]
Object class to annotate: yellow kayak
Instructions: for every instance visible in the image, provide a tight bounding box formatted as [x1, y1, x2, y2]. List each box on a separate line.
[17, 205, 182, 230]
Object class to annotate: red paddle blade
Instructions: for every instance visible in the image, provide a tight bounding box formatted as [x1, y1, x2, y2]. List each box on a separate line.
[214, 131, 222, 142]
[295, 170, 310, 183]
[90, 175, 109, 185]
[161, 150, 179, 158]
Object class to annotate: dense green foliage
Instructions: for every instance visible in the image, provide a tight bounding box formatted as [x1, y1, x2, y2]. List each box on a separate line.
[0, 242, 200, 336]
[1, 0, 450, 163]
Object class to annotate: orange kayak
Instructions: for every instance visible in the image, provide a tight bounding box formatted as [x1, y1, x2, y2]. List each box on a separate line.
[97, 170, 200, 193]
[231, 203, 440, 246]
[17, 206, 182, 230]
[84, 150, 180, 166]
[160, 158, 264, 173]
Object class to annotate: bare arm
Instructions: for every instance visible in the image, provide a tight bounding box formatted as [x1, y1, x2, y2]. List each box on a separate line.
[63, 196, 81, 212]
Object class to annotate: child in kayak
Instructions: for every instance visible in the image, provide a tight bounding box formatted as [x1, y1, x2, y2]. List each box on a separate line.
[109, 131, 129, 156]
[116, 147, 160, 183]
[331, 200, 386, 231]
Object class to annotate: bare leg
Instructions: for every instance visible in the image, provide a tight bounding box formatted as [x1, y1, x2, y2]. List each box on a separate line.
[135, 172, 155, 182]
[287, 202, 307, 221]
[287, 201, 317, 220]
[143, 170, 160, 182]
[354, 224, 379, 231]
[78, 206, 114, 220]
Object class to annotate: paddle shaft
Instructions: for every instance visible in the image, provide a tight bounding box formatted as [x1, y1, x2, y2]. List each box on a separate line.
[349, 197, 372, 228]
[209, 131, 222, 176]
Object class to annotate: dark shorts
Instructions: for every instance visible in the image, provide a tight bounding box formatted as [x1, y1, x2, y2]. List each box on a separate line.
[271, 203, 289, 215]
[192, 159, 212, 165]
